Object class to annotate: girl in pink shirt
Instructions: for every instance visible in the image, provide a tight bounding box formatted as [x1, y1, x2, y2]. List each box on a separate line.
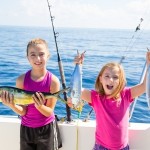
[69, 51, 150, 150]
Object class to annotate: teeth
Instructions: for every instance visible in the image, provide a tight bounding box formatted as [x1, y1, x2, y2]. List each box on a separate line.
[35, 63, 41, 65]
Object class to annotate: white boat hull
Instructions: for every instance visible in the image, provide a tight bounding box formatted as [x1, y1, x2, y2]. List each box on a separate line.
[0, 116, 150, 150]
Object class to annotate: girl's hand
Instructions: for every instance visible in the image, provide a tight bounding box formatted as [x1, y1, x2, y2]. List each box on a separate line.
[1, 90, 15, 108]
[74, 50, 86, 65]
[32, 92, 46, 108]
[67, 97, 73, 108]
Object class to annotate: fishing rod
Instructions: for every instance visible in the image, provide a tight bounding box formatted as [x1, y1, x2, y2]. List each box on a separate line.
[83, 18, 144, 122]
[46, 0, 71, 122]
[119, 18, 143, 64]
[83, 108, 93, 122]
[119, 18, 146, 120]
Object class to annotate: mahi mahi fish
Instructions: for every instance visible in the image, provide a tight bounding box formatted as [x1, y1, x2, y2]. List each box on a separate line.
[146, 64, 150, 109]
[0, 86, 70, 105]
[70, 51, 85, 112]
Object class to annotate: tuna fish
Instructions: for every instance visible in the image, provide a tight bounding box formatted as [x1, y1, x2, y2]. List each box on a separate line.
[70, 51, 85, 112]
[129, 62, 147, 119]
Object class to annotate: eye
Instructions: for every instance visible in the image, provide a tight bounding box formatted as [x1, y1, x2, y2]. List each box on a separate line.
[105, 75, 109, 78]
[39, 53, 45, 57]
[30, 54, 36, 57]
[113, 76, 119, 80]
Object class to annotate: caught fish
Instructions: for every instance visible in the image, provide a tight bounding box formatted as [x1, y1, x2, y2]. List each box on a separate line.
[70, 51, 85, 112]
[146, 64, 150, 109]
[70, 64, 83, 112]
[129, 62, 147, 119]
[0, 86, 70, 105]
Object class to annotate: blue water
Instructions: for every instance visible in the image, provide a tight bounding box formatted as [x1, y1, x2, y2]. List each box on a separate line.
[0, 25, 150, 123]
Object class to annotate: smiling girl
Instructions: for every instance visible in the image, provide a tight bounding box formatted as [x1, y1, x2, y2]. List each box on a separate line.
[1, 38, 62, 150]
[69, 51, 150, 150]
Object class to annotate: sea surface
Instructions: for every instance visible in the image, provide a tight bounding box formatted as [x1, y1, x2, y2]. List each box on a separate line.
[0, 25, 150, 123]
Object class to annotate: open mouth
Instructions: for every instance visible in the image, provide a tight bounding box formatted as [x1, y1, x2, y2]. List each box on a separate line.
[107, 85, 113, 90]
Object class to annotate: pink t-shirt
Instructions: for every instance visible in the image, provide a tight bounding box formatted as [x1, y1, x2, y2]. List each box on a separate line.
[21, 70, 55, 128]
[90, 88, 133, 149]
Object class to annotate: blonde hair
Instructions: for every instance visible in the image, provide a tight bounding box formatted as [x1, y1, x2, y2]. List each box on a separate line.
[95, 62, 126, 100]
[26, 38, 49, 56]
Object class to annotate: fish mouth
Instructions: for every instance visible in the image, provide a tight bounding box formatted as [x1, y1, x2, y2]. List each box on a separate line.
[73, 105, 83, 112]
[72, 101, 85, 112]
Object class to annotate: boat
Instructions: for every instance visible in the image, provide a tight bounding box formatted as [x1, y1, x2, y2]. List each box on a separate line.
[0, 115, 150, 150]
[1, 3, 150, 150]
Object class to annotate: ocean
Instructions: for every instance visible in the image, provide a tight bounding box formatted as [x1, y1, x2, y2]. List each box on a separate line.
[0, 25, 150, 123]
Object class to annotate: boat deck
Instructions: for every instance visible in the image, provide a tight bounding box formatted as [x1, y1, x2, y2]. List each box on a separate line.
[0, 116, 150, 150]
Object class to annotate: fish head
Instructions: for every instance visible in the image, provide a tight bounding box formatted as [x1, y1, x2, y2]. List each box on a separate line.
[72, 100, 85, 112]
[73, 105, 83, 112]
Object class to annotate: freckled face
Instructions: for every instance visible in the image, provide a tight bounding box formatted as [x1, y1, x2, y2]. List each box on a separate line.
[27, 44, 50, 70]
[99, 67, 120, 96]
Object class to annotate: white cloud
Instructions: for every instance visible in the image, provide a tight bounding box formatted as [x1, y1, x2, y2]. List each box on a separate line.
[21, 0, 48, 16]
[45, 0, 150, 29]
[1, 0, 150, 29]
[127, 0, 150, 14]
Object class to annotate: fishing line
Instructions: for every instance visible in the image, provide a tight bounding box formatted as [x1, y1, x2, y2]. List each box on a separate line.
[46, 0, 71, 122]
[120, 0, 150, 63]
[119, 18, 144, 64]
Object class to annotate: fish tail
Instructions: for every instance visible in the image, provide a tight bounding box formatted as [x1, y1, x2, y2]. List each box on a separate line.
[57, 95, 68, 104]
[53, 87, 70, 104]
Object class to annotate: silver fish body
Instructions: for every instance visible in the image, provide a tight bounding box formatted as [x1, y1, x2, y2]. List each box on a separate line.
[146, 64, 150, 109]
[129, 62, 147, 119]
[0, 86, 70, 105]
[70, 64, 83, 112]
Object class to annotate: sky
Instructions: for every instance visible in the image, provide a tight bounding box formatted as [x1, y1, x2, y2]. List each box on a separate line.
[0, 0, 150, 29]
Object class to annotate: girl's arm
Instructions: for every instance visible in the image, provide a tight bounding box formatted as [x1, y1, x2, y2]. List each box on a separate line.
[130, 51, 150, 99]
[14, 74, 27, 116]
[81, 88, 92, 103]
[1, 74, 27, 116]
[34, 74, 60, 117]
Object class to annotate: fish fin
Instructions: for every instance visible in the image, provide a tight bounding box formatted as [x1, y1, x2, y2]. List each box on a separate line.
[53, 87, 70, 96]
[52, 87, 70, 103]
